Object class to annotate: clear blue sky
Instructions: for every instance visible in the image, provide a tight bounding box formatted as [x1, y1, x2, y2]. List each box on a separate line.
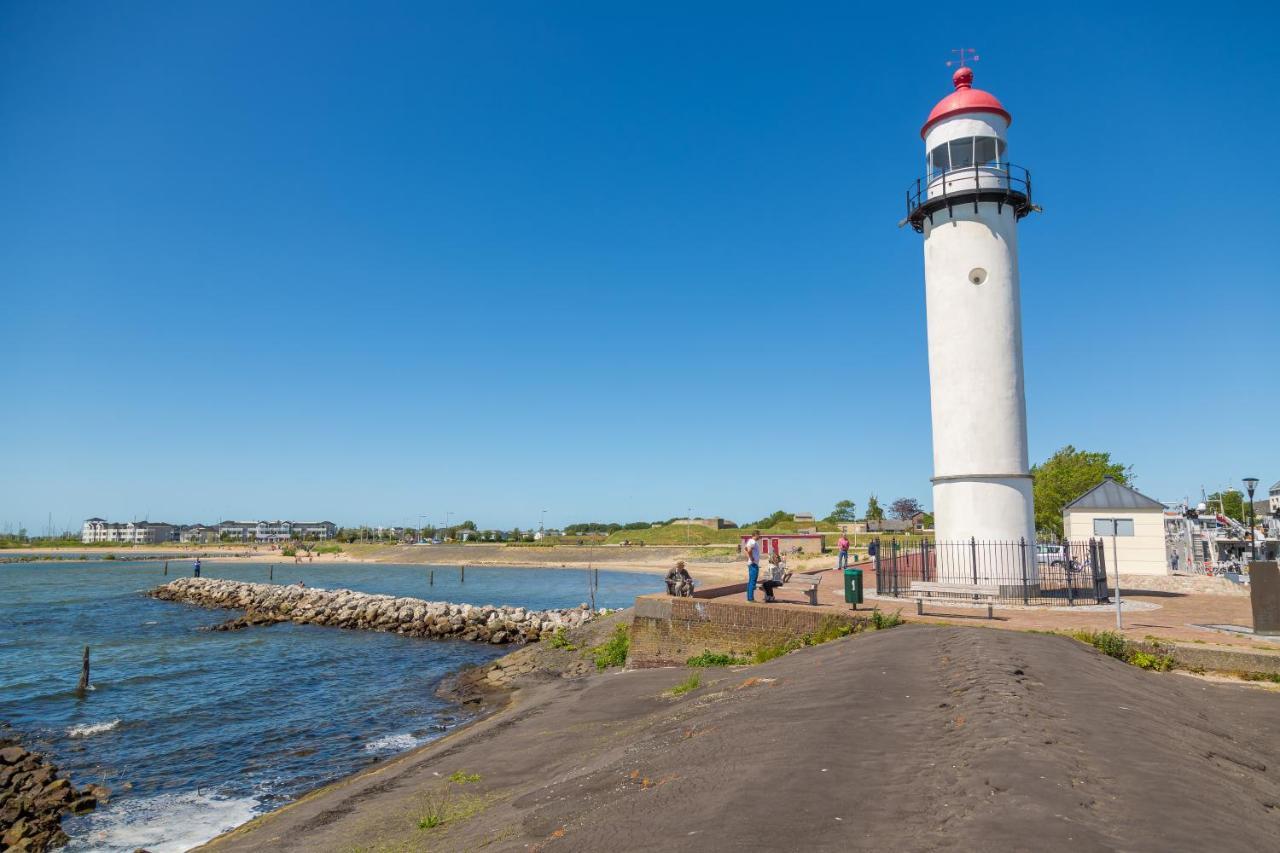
[2, 2, 1276, 532]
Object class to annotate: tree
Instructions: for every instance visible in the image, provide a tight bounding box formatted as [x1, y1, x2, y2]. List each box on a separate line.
[890, 498, 923, 521]
[865, 495, 884, 522]
[823, 500, 857, 524]
[746, 509, 791, 529]
[1206, 490, 1245, 522]
[1031, 445, 1131, 538]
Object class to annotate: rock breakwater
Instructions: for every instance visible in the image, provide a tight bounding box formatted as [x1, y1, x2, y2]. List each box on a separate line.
[149, 578, 597, 644]
[0, 734, 104, 852]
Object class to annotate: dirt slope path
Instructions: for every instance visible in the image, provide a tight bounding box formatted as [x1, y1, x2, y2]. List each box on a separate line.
[202, 625, 1280, 852]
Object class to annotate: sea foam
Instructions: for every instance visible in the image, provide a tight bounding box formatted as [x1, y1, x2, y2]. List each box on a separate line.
[66, 790, 260, 853]
[363, 732, 423, 753]
[66, 719, 121, 737]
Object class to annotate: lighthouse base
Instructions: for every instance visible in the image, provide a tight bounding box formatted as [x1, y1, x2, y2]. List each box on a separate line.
[931, 475, 1038, 585]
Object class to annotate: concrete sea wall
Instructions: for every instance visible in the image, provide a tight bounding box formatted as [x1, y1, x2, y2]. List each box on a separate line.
[149, 578, 597, 644]
[628, 593, 870, 668]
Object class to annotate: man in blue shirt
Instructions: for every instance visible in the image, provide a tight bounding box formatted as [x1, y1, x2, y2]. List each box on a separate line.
[743, 531, 761, 602]
[193, 558, 201, 578]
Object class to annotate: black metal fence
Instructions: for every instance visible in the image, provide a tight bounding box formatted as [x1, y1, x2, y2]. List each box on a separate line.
[871, 537, 1110, 606]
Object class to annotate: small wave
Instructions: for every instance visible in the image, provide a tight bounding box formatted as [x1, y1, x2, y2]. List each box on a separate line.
[67, 719, 121, 737]
[362, 733, 423, 753]
[66, 790, 260, 853]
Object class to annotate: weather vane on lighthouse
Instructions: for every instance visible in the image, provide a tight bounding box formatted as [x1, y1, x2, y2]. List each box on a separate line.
[902, 59, 1040, 590]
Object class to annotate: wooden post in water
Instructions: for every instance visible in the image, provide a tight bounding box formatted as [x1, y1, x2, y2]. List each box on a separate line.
[460, 565, 465, 583]
[77, 646, 90, 695]
[429, 569, 434, 586]
[269, 564, 273, 581]
[163, 561, 168, 576]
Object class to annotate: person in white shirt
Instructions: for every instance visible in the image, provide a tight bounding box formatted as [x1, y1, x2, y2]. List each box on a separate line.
[744, 531, 761, 602]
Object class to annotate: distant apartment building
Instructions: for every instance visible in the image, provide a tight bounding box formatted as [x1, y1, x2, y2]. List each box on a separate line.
[1271, 480, 1280, 514]
[81, 519, 177, 543]
[84, 518, 337, 543]
[215, 520, 337, 541]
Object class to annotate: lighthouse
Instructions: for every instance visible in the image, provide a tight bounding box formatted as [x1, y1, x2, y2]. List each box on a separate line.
[906, 63, 1038, 583]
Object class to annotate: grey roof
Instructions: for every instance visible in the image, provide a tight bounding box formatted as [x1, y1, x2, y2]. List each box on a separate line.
[1271, 479, 1280, 492]
[1064, 477, 1165, 511]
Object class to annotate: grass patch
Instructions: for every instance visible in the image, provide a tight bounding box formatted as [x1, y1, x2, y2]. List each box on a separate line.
[415, 775, 490, 831]
[592, 625, 629, 670]
[685, 650, 748, 667]
[1069, 630, 1175, 672]
[316, 543, 343, 554]
[752, 637, 802, 663]
[668, 672, 702, 696]
[281, 546, 297, 557]
[1239, 671, 1280, 684]
[547, 627, 577, 651]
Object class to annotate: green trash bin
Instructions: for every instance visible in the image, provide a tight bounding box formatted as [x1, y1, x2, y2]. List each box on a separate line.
[843, 568, 864, 607]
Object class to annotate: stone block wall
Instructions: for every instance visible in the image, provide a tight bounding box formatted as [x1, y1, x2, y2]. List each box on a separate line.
[628, 594, 865, 668]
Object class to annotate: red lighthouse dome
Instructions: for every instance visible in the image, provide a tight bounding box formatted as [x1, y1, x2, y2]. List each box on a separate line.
[921, 67, 1011, 139]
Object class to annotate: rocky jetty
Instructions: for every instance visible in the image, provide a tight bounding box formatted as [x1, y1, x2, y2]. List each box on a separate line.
[149, 577, 597, 644]
[0, 735, 104, 852]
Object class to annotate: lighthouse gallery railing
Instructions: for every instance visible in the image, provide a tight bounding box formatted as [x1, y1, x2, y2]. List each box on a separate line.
[904, 163, 1034, 232]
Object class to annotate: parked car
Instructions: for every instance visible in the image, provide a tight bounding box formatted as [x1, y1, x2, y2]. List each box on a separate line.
[1036, 544, 1069, 569]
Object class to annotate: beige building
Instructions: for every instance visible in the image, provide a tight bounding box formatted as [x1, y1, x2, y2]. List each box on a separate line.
[1063, 478, 1168, 576]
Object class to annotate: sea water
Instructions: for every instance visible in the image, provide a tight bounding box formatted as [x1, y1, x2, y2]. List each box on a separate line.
[0, 560, 657, 852]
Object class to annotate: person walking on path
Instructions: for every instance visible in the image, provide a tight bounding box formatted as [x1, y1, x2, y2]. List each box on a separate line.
[193, 558, 202, 578]
[837, 534, 851, 570]
[744, 531, 761, 602]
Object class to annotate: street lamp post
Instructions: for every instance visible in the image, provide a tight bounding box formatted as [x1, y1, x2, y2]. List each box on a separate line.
[1244, 477, 1260, 561]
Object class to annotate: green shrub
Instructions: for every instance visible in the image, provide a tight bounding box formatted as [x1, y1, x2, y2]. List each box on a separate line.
[1070, 630, 1129, 660]
[1069, 630, 1176, 673]
[685, 650, 748, 667]
[448, 771, 481, 784]
[281, 546, 297, 557]
[592, 625, 630, 670]
[870, 609, 904, 630]
[1128, 651, 1174, 671]
[547, 627, 577, 650]
[669, 672, 701, 696]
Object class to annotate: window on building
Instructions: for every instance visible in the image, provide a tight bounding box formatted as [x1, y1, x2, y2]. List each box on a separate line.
[1093, 518, 1135, 536]
[929, 143, 949, 175]
[949, 137, 975, 169]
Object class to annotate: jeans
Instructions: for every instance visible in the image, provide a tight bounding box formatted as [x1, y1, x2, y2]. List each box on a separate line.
[747, 563, 759, 601]
[837, 551, 848, 570]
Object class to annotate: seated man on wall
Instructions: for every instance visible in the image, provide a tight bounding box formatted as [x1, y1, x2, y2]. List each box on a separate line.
[665, 561, 695, 597]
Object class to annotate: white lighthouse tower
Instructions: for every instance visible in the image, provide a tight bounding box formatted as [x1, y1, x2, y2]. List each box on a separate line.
[906, 62, 1038, 584]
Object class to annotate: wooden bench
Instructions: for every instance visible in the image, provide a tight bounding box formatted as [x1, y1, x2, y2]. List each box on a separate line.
[910, 582, 999, 619]
[783, 572, 823, 606]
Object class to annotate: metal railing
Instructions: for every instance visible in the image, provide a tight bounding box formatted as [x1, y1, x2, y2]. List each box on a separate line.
[871, 537, 1109, 606]
[904, 163, 1034, 231]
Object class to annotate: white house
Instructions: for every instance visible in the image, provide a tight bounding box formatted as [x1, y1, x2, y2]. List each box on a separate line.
[1063, 478, 1168, 576]
[82, 519, 177, 544]
[1270, 479, 1280, 514]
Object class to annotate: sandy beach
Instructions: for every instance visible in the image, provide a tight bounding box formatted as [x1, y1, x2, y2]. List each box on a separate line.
[2, 543, 773, 587]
